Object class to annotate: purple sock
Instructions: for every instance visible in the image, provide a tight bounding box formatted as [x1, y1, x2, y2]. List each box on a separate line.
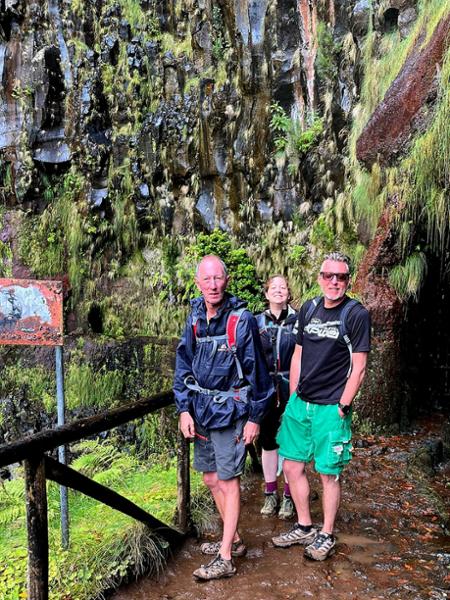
[284, 483, 291, 497]
[265, 481, 277, 494]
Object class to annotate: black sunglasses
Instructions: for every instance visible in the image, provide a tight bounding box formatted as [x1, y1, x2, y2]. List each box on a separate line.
[320, 272, 350, 282]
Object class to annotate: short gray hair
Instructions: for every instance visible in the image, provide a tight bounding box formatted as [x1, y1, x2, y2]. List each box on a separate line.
[323, 252, 352, 274]
[195, 255, 228, 277]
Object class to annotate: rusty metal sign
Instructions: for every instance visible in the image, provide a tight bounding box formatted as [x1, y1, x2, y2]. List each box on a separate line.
[0, 279, 63, 346]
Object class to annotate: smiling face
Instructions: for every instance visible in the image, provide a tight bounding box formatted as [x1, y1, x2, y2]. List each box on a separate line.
[195, 256, 229, 315]
[265, 276, 290, 311]
[318, 259, 350, 307]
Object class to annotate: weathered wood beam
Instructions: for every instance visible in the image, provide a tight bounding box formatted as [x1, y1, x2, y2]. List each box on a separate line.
[176, 432, 191, 533]
[24, 455, 48, 600]
[44, 456, 184, 546]
[0, 391, 174, 468]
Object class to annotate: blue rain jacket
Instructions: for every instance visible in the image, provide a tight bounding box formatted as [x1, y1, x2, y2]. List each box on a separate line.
[174, 294, 274, 429]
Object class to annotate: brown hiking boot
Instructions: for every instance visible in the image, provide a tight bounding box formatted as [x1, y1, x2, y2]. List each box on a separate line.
[193, 554, 237, 580]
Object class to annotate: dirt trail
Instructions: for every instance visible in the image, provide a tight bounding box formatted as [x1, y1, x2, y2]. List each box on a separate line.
[113, 417, 450, 600]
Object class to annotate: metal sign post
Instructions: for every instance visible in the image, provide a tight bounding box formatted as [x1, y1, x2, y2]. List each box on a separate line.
[0, 279, 68, 547]
[55, 345, 69, 549]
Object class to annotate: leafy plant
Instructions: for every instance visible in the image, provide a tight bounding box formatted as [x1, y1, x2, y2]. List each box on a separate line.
[269, 103, 323, 176]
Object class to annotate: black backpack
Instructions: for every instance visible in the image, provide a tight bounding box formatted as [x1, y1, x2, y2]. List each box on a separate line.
[304, 296, 360, 378]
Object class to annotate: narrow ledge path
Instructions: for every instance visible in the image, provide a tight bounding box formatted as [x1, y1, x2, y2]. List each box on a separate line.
[113, 416, 450, 600]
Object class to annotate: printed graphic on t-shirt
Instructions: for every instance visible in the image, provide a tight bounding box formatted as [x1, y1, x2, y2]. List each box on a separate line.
[305, 318, 340, 340]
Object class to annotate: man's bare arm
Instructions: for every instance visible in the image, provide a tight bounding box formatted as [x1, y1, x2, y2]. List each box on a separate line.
[289, 344, 302, 396]
[338, 352, 368, 417]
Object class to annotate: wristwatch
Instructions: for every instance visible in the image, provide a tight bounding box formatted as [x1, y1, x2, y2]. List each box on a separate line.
[338, 402, 351, 416]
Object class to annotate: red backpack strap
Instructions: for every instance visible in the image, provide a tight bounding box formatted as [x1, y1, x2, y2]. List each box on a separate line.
[226, 308, 245, 349]
[226, 308, 246, 383]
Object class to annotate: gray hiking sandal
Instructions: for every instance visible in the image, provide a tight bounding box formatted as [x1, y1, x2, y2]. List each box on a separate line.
[200, 539, 247, 557]
[278, 494, 295, 520]
[272, 523, 317, 547]
[304, 532, 336, 561]
[260, 492, 279, 516]
[193, 554, 237, 580]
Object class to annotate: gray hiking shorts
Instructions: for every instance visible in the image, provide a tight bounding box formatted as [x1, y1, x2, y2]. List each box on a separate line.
[193, 417, 247, 480]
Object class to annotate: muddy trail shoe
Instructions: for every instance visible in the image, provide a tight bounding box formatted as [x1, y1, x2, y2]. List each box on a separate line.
[260, 492, 279, 516]
[272, 523, 317, 547]
[200, 539, 247, 557]
[193, 554, 237, 580]
[278, 494, 295, 520]
[304, 532, 336, 561]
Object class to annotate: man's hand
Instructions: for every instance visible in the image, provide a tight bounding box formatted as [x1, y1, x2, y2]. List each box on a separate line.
[243, 420, 260, 445]
[179, 412, 195, 439]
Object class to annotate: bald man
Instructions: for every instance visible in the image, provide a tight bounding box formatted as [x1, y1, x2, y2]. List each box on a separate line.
[174, 255, 273, 580]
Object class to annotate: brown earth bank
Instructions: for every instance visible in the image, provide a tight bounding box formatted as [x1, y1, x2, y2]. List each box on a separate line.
[113, 416, 450, 600]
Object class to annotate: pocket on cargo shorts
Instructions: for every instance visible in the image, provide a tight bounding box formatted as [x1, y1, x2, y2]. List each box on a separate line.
[328, 430, 353, 468]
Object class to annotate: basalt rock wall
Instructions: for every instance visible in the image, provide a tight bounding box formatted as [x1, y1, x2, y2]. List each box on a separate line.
[1, 0, 448, 430]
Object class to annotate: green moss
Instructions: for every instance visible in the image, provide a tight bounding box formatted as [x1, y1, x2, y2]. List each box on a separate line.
[316, 21, 340, 82]
[388, 251, 428, 301]
[160, 33, 193, 58]
[0, 365, 55, 413]
[65, 363, 125, 410]
[309, 215, 334, 251]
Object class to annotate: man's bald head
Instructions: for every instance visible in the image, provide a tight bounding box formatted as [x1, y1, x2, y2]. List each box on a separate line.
[195, 255, 230, 315]
[196, 255, 228, 277]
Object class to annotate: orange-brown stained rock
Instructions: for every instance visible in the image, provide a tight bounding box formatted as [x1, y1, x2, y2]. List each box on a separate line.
[356, 13, 450, 168]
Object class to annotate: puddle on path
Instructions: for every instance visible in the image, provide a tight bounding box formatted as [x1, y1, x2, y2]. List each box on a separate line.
[112, 416, 450, 600]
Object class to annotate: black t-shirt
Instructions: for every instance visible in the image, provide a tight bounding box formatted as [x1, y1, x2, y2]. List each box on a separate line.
[295, 296, 371, 404]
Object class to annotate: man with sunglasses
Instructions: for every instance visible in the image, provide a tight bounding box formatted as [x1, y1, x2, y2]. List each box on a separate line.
[273, 252, 371, 561]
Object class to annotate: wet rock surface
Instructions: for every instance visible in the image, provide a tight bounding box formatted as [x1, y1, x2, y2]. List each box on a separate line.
[113, 416, 450, 600]
[356, 12, 450, 167]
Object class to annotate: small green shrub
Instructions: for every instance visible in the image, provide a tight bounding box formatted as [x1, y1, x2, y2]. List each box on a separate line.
[309, 215, 334, 251]
[316, 21, 341, 81]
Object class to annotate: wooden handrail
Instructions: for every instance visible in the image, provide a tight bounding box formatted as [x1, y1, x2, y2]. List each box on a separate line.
[0, 389, 191, 600]
[0, 390, 175, 468]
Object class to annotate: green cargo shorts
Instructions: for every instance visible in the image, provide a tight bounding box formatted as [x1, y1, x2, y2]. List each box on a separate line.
[276, 393, 352, 475]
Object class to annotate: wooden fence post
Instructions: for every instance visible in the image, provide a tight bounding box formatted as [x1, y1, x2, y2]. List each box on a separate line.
[24, 455, 48, 600]
[176, 431, 191, 533]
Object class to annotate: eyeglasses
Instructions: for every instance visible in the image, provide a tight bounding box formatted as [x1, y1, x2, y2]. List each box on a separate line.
[320, 272, 350, 282]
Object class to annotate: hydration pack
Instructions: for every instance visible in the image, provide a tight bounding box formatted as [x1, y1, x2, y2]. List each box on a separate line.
[192, 307, 246, 383]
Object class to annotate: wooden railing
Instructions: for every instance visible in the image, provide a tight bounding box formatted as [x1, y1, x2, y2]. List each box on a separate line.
[0, 390, 191, 600]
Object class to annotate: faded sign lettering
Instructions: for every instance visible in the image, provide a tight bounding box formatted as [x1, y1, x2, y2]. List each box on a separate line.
[0, 279, 63, 346]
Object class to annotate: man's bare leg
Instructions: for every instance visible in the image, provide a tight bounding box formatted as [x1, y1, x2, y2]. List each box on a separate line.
[217, 477, 240, 560]
[320, 473, 340, 534]
[203, 472, 241, 545]
[283, 459, 312, 525]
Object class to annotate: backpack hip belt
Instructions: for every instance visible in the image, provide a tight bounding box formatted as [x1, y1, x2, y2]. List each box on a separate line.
[184, 375, 250, 404]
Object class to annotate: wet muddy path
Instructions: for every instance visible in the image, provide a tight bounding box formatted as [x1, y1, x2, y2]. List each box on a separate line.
[113, 417, 450, 600]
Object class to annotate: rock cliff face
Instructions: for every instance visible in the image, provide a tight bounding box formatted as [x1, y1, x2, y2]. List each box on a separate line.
[0, 0, 449, 428]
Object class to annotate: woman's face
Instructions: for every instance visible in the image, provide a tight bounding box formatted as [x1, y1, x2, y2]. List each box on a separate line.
[265, 277, 289, 308]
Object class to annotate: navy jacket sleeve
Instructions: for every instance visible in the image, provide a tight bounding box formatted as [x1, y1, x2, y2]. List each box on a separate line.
[173, 314, 195, 414]
[237, 312, 274, 424]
